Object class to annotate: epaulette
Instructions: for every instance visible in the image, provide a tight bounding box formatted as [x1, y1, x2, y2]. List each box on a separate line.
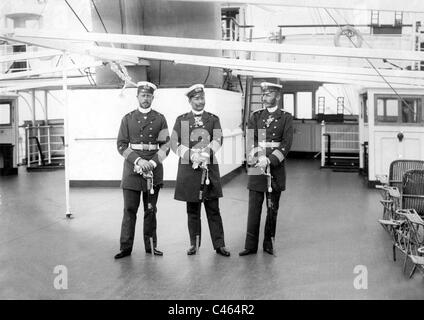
[207, 111, 218, 118]
[251, 109, 265, 117]
[153, 109, 164, 117]
[178, 112, 190, 119]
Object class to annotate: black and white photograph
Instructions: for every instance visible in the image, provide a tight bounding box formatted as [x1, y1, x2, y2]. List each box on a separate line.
[0, 0, 424, 308]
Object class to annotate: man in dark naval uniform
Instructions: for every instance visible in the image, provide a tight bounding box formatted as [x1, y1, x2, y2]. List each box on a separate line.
[171, 84, 230, 257]
[114, 81, 170, 259]
[239, 82, 293, 256]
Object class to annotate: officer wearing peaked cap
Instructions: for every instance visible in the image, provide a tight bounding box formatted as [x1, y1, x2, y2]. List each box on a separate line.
[170, 84, 230, 257]
[114, 81, 170, 259]
[239, 82, 293, 256]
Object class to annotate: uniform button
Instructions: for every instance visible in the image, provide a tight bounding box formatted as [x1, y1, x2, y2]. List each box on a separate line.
[274, 126, 277, 128]
[272, 133, 275, 136]
[140, 135, 143, 137]
[138, 121, 140, 123]
[149, 128, 152, 130]
[149, 135, 152, 137]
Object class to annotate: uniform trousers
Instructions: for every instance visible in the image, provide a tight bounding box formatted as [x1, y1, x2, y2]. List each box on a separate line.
[186, 198, 225, 249]
[120, 186, 160, 252]
[244, 190, 281, 251]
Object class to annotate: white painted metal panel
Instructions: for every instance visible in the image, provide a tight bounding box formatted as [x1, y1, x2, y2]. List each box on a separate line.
[373, 129, 424, 178]
[292, 122, 313, 152]
[67, 88, 243, 182]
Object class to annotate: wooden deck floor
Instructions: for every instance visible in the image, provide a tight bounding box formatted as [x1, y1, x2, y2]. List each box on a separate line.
[0, 159, 423, 299]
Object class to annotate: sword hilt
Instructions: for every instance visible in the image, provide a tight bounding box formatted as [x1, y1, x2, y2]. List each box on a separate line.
[205, 166, 210, 185]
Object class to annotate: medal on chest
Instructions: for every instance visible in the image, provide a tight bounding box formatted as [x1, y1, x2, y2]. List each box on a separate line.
[194, 116, 204, 128]
[264, 115, 274, 128]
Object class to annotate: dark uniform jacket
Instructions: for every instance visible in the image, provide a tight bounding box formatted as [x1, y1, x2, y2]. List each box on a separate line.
[247, 108, 293, 192]
[171, 111, 223, 202]
[117, 109, 170, 191]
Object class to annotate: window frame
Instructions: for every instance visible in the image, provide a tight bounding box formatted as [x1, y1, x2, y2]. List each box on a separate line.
[0, 101, 12, 127]
[374, 94, 424, 126]
[282, 92, 295, 116]
[295, 91, 313, 120]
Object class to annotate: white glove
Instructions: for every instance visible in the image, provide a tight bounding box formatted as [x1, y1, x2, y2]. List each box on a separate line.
[255, 155, 270, 169]
[191, 151, 209, 169]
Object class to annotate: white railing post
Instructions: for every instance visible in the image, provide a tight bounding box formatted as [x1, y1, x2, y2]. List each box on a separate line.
[63, 51, 72, 218]
[321, 120, 326, 167]
[26, 126, 31, 168]
[47, 125, 51, 164]
[230, 18, 234, 41]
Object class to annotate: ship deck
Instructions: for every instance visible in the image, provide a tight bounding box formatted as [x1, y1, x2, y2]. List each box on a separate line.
[0, 159, 423, 299]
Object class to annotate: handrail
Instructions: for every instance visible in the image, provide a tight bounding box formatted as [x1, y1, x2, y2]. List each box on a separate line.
[25, 124, 64, 168]
[29, 136, 45, 166]
[322, 133, 331, 166]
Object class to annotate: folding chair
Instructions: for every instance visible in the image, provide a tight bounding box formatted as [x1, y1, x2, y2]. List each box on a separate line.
[393, 209, 424, 278]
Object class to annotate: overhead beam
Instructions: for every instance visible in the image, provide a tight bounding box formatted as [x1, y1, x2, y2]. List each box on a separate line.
[0, 77, 92, 92]
[232, 70, 422, 89]
[0, 49, 61, 63]
[184, 61, 424, 87]
[7, 28, 424, 62]
[81, 46, 424, 84]
[0, 34, 146, 66]
[0, 61, 102, 81]
[4, 34, 424, 87]
[165, 0, 424, 13]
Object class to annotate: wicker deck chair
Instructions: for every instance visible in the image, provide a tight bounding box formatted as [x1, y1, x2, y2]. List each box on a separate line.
[392, 209, 424, 278]
[402, 169, 424, 217]
[377, 160, 424, 231]
[388, 160, 424, 189]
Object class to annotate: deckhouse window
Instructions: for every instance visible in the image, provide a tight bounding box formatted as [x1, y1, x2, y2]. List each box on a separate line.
[375, 95, 423, 125]
[283, 93, 294, 115]
[0, 103, 11, 126]
[401, 98, 422, 123]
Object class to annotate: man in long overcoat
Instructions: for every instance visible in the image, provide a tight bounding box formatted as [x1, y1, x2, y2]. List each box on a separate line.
[171, 84, 230, 257]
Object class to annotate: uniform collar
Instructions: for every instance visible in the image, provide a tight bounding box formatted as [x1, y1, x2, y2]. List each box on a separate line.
[191, 109, 204, 116]
[266, 106, 278, 113]
[138, 106, 152, 114]
[187, 110, 210, 125]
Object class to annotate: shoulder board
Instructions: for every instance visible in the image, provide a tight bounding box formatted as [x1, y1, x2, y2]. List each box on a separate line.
[281, 109, 293, 116]
[178, 112, 190, 119]
[252, 109, 264, 115]
[207, 111, 218, 118]
[152, 109, 164, 117]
